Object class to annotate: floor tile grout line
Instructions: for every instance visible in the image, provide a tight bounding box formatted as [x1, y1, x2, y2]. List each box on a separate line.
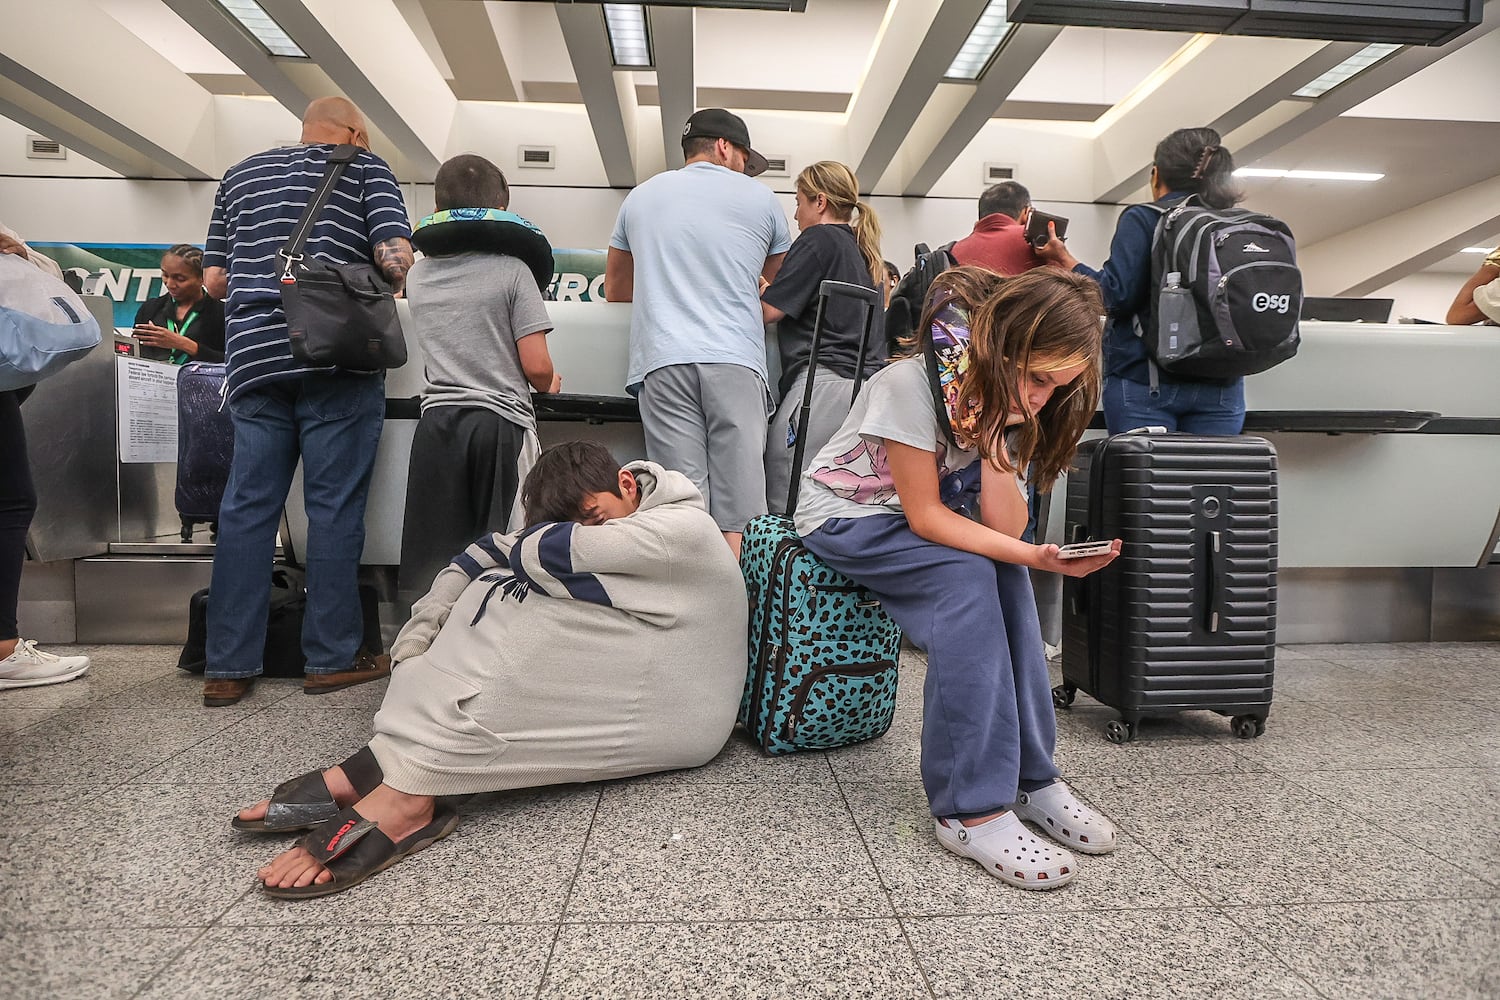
[826, 750, 938, 1000]
[1265, 768, 1500, 889]
[129, 879, 271, 997]
[533, 785, 604, 999]
[1208, 901, 1340, 1000]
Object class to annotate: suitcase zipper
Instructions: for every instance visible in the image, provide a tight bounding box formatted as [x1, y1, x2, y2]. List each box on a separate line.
[780, 660, 896, 744]
[747, 537, 808, 728]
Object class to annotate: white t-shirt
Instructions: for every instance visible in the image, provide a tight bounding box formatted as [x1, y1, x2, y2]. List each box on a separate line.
[1474, 276, 1500, 324]
[794, 357, 990, 535]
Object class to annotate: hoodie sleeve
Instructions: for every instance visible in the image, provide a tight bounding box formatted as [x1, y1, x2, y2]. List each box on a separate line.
[508, 517, 678, 626]
[389, 531, 518, 664]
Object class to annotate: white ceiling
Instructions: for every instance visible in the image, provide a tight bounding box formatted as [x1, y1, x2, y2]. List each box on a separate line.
[1, 0, 1498, 293]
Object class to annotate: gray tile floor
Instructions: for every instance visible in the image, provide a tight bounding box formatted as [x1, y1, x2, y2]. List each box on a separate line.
[2, 642, 1497, 999]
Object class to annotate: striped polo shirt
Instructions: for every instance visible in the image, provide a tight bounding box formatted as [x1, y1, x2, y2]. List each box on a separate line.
[203, 143, 412, 401]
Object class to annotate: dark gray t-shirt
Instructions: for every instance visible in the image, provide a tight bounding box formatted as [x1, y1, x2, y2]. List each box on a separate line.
[406, 252, 552, 418]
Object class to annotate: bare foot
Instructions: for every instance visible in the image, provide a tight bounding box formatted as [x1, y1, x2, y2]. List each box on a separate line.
[238, 764, 359, 823]
[258, 784, 436, 889]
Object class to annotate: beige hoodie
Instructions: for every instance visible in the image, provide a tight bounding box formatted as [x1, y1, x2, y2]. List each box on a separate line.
[371, 462, 749, 795]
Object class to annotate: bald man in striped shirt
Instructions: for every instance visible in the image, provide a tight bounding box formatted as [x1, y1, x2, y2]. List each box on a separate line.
[200, 97, 414, 708]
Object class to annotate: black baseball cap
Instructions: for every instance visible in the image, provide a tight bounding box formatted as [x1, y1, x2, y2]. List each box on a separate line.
[681, 108, 769, 177]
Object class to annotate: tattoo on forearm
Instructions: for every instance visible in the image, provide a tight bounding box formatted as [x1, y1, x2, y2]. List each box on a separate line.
[374, 237, 414, 292]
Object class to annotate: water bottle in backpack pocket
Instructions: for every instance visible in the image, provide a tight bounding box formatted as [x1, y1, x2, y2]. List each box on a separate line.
[1153, 271, 1200, 368]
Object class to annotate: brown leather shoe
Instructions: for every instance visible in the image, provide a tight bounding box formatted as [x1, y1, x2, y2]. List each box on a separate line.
[304, 650, 392, 696]
[203, 677, 255, 707]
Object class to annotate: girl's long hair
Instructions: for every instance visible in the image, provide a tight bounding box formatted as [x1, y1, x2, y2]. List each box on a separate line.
[796, 160, 884, 292]
[906, 265, 1103, 491]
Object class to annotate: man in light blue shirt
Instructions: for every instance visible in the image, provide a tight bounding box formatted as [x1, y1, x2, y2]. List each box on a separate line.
[605, 109, 791, 556]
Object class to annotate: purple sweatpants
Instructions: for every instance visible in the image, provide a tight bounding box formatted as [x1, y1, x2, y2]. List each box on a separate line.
[802, 513, 1060, 818]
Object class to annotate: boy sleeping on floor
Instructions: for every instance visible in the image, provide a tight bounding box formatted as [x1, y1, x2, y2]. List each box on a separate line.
[232, 441, 749, 899]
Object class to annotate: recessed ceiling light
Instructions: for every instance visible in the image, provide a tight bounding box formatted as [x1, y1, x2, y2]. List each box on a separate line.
[1461, 246, 1498, 254]
[214, 0, 306, 58]
[1293, 42, 1400, 98]
[603, 4, 652, 68]
[946, 1, 1012, 81]
[1235, 168, 1385, 182]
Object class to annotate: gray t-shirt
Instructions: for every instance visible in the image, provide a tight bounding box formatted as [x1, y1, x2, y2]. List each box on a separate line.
[406, 252, 552, 418]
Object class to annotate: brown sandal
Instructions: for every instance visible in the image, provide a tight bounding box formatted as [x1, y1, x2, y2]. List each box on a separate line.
[260, 804, 462, 900]
[230, 746, 384, 833]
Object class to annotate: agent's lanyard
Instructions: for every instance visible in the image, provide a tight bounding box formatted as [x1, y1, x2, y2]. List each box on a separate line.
[166, 307, 199, 366]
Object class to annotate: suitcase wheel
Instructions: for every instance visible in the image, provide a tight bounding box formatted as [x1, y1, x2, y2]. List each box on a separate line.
[1231, 715, 1266, 740]
[1052, 684, 1076, 710]
[1104, 719, 1136, 744]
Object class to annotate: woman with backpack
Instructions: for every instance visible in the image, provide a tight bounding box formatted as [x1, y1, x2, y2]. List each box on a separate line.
[1037, 127, 1248, 435]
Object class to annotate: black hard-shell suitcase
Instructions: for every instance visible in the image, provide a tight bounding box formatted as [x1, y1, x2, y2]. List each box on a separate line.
[175, 362, 233, 540]
[1058, 431, 1277, 743]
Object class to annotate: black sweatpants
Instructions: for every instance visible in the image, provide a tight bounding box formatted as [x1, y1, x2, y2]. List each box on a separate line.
[398, 406, 526, 609]
[1, 389, 37, 641]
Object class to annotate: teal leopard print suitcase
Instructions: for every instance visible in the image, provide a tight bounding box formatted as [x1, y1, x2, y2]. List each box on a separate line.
[738, 279, 899, 754]
[739, 514, 902, 755]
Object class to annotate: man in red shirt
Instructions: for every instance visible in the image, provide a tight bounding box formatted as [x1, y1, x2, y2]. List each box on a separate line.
[951, 181, 1044, 277]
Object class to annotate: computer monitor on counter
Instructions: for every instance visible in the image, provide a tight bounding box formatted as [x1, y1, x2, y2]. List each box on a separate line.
[1301, 297, 1395, 323]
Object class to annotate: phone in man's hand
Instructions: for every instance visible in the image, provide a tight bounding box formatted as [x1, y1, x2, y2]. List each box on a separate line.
[1025, 210, 1069, 250]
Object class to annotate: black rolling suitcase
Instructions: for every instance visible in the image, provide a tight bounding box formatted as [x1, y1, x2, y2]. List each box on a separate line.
[175, 361, 234, 540]
[1058, 431, 1277, 743]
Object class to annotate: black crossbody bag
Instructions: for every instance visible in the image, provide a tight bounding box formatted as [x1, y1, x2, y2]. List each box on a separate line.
[277, 144, 407, 370]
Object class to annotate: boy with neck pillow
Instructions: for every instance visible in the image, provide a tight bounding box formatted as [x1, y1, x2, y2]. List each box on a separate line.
[398, 154, 561, 613]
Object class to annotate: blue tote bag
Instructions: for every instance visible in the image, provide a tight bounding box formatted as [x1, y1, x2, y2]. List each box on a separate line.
[0, 254, 102, 391]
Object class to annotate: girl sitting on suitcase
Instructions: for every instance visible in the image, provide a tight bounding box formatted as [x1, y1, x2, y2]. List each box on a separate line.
[795, 265, 1121, 890]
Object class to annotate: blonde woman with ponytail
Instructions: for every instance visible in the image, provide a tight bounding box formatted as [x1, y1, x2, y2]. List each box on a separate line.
[760, 160, 887, 514]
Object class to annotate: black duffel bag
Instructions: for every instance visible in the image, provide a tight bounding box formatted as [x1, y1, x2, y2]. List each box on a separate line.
[278, 143, 407, 371]
[178, 565, 383, 676]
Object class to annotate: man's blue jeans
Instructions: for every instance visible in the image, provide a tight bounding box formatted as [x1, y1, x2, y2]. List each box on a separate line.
[1103, 375, 1246, 436]
[206, 373, 385, 679]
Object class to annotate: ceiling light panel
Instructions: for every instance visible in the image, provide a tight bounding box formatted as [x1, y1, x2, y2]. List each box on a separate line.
[215, 0, 306, 58]
[1462, 247, 1498, 254]
[947, 1, 1011, 81]
[1234, 168, 1385, 182]
[603, 4, 652, 68]
[1293, 42, 1399, 99]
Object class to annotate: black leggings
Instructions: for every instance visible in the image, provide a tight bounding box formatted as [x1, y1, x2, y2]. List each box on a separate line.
[0, 389, 37, 641]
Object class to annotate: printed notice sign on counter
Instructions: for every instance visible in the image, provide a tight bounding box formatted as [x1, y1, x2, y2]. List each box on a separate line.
[115, 356, 178, 463]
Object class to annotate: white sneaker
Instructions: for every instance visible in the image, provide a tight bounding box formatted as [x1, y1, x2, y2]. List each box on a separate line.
[0, 640, 91, 690]
[1044, 642, 1062, 662]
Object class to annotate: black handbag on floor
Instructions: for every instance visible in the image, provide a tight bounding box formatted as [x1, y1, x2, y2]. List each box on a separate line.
[278, 144, 407, 371]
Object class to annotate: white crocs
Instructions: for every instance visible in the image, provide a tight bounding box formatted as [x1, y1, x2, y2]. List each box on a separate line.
[1013, 781, 1117, 855]
[934, 812, 1076, 890]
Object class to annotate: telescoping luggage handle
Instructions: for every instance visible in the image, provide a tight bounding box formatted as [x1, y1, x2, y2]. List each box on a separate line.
[784, 279, 882, 520]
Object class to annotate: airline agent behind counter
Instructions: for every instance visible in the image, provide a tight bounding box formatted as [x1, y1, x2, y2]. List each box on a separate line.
[133, 244, 226, 364]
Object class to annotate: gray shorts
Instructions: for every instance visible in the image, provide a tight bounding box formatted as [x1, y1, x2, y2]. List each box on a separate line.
[765, 368, 858, 516]
[639, 363, 770, 533]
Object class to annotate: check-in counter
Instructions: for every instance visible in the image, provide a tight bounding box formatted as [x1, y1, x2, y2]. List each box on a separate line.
[286, 305, 1500, 643]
